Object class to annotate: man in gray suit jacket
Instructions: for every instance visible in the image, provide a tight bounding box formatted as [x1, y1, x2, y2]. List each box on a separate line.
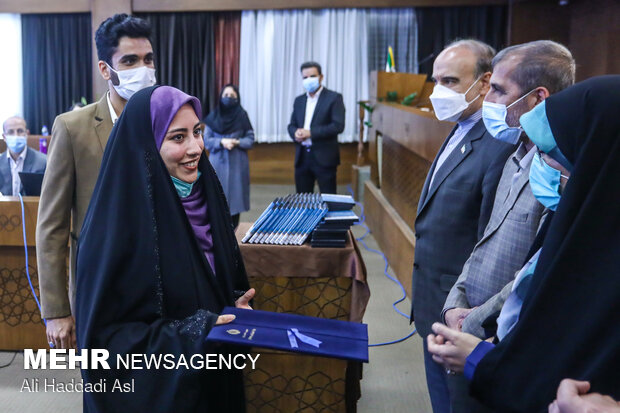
[0, 116, 46, 196]
[441, 41, 576, 413]
[410, 40, 515, 413]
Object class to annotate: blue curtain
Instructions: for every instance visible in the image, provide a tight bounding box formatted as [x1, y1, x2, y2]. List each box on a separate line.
[367, 8, 418, 73]
[21, 13, 92, 133]
[137, 12, 217, 116]
[417, 6, 508, 78]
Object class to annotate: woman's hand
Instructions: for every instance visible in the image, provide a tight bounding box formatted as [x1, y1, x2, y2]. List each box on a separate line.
[427, 322, 482, 374]
[215, 314, 236, 325]
[235, 288, 255, 310]
[221, 138, 236, 150]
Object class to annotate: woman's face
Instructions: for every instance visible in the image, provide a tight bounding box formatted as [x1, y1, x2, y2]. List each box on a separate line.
[222, 86, 238, 99]
[159, 104, 204, 183]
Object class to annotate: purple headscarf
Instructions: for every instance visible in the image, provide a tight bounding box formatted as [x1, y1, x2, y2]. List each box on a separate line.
[150, 86, 216, 274]
[150, 86, 202, 150]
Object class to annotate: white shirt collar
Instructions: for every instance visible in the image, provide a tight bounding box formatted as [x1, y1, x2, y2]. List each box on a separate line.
[106, 91, 119, 124]
[306, 85, 323, 100]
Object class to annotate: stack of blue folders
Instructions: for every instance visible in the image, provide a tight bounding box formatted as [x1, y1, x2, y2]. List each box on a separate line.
[311, 194, 359, 248]
[241, 193, 328, 245]
[206, 307, 369, 362]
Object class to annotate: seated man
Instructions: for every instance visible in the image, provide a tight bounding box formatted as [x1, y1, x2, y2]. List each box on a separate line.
[0, 116, 46, 196]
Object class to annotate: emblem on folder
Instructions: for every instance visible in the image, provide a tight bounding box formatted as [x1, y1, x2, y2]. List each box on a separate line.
[226, 329, 241, 335]
[461, 144, 466, 153]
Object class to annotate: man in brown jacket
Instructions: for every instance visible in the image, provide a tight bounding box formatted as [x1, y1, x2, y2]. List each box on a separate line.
[37, 14, 156, 349]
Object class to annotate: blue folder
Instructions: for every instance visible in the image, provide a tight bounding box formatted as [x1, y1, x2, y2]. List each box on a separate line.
[206, 307, 369, 362]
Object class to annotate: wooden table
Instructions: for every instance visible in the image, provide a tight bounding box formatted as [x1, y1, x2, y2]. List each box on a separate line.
[236, 222, 370, 413]
[0, 196, 48, 350]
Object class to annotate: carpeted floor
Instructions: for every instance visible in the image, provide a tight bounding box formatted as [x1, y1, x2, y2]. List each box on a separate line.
[0, 184, 431, 412]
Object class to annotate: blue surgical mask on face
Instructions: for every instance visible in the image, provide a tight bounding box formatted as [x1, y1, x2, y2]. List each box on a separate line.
[482, 89, 534, 144]
[171, 171, 201, 198]
[303, 77, 320, 93]
[5, 135, 27, 153]
[520, 101, 573, 172]
[529, 152, 564, 211]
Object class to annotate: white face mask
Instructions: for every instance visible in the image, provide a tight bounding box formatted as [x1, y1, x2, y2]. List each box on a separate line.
[429, 77, 481, 122]
[107, 64, 156, 101]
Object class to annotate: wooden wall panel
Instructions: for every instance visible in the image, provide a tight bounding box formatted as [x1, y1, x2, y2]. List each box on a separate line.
[510, 0, 571, 46]
[567, 0, 620, 81]
[247, 143, 364, 185]
[510, 0, 620, 82]
[371, 103, 452, 164]
[381, 135, 431, 230]
[364, 181, 415, 298]
[0, 0, 89, 13]
[132, 0, 505, 12]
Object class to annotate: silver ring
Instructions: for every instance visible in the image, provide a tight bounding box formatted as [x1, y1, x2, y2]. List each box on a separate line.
[446, 369, 455, 375]
[49, 341, 55, 348]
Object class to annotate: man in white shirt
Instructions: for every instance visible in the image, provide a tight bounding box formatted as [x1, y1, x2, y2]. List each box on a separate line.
[288, 61, 345, 194]
[0, 116, 46, 196]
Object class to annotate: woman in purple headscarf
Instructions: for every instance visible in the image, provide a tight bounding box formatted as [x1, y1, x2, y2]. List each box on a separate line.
[76, 86, 253, 412]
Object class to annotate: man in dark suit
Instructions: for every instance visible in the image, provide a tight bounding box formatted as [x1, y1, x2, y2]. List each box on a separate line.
[410, 40, 515, 413]
[288, 61, 345, 194]
[0, 116, 46, 196]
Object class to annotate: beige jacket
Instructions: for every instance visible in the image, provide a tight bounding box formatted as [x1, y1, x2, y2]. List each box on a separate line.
[36, 96, 113, 319]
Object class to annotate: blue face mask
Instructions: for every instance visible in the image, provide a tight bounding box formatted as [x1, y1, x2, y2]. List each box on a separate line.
[221, 97, 238, 108]
[482, 90, 534, 144]
[171, 171, 201, 198]
[5, 135, 27, 153]
[303, 76, 320, 93]
[520, 101, 573, 172]
[529, 153, 564, 211]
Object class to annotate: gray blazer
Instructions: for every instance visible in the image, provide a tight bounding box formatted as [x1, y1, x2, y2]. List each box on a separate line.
[204, 126, 254, 216]
[442, 144, 546, 339]
[0, 147, 47, 195]
[410, 119, 515, 338]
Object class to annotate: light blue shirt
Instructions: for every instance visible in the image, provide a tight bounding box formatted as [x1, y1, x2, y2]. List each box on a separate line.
[430, 109, 483, 188]
[496, 249, 541, 340]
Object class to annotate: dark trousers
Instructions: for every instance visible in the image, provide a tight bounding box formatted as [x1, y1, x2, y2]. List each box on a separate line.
[423, 339, 451, 413]
[295, 147, 337, 194]
[447, 373, 494, 413]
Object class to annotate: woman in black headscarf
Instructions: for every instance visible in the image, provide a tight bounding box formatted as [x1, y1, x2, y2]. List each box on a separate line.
[76, 85, 253, 412]
[204, 84, 254, 229]
[427, 76, 620, 412]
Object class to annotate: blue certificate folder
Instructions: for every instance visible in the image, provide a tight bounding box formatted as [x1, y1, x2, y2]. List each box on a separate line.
[206, 307, 369, 362]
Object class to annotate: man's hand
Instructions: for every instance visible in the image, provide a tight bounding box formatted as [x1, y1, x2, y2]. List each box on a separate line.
[235, 288, 255, 310]
[216, 288, 256, 326]
[427, 322, 482, 374]
[46, 316, 76, 349]
[294, 128, 311, 142]
[548, 379, 620, 413]
[445, 307, 475, 331]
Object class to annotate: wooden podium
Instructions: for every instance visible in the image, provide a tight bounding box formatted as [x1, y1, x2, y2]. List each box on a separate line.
[364, 71, 454, 298]
[0, 196, 48, 350]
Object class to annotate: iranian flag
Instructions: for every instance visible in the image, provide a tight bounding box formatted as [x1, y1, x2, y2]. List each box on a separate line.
[385, 46, 396, 72]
